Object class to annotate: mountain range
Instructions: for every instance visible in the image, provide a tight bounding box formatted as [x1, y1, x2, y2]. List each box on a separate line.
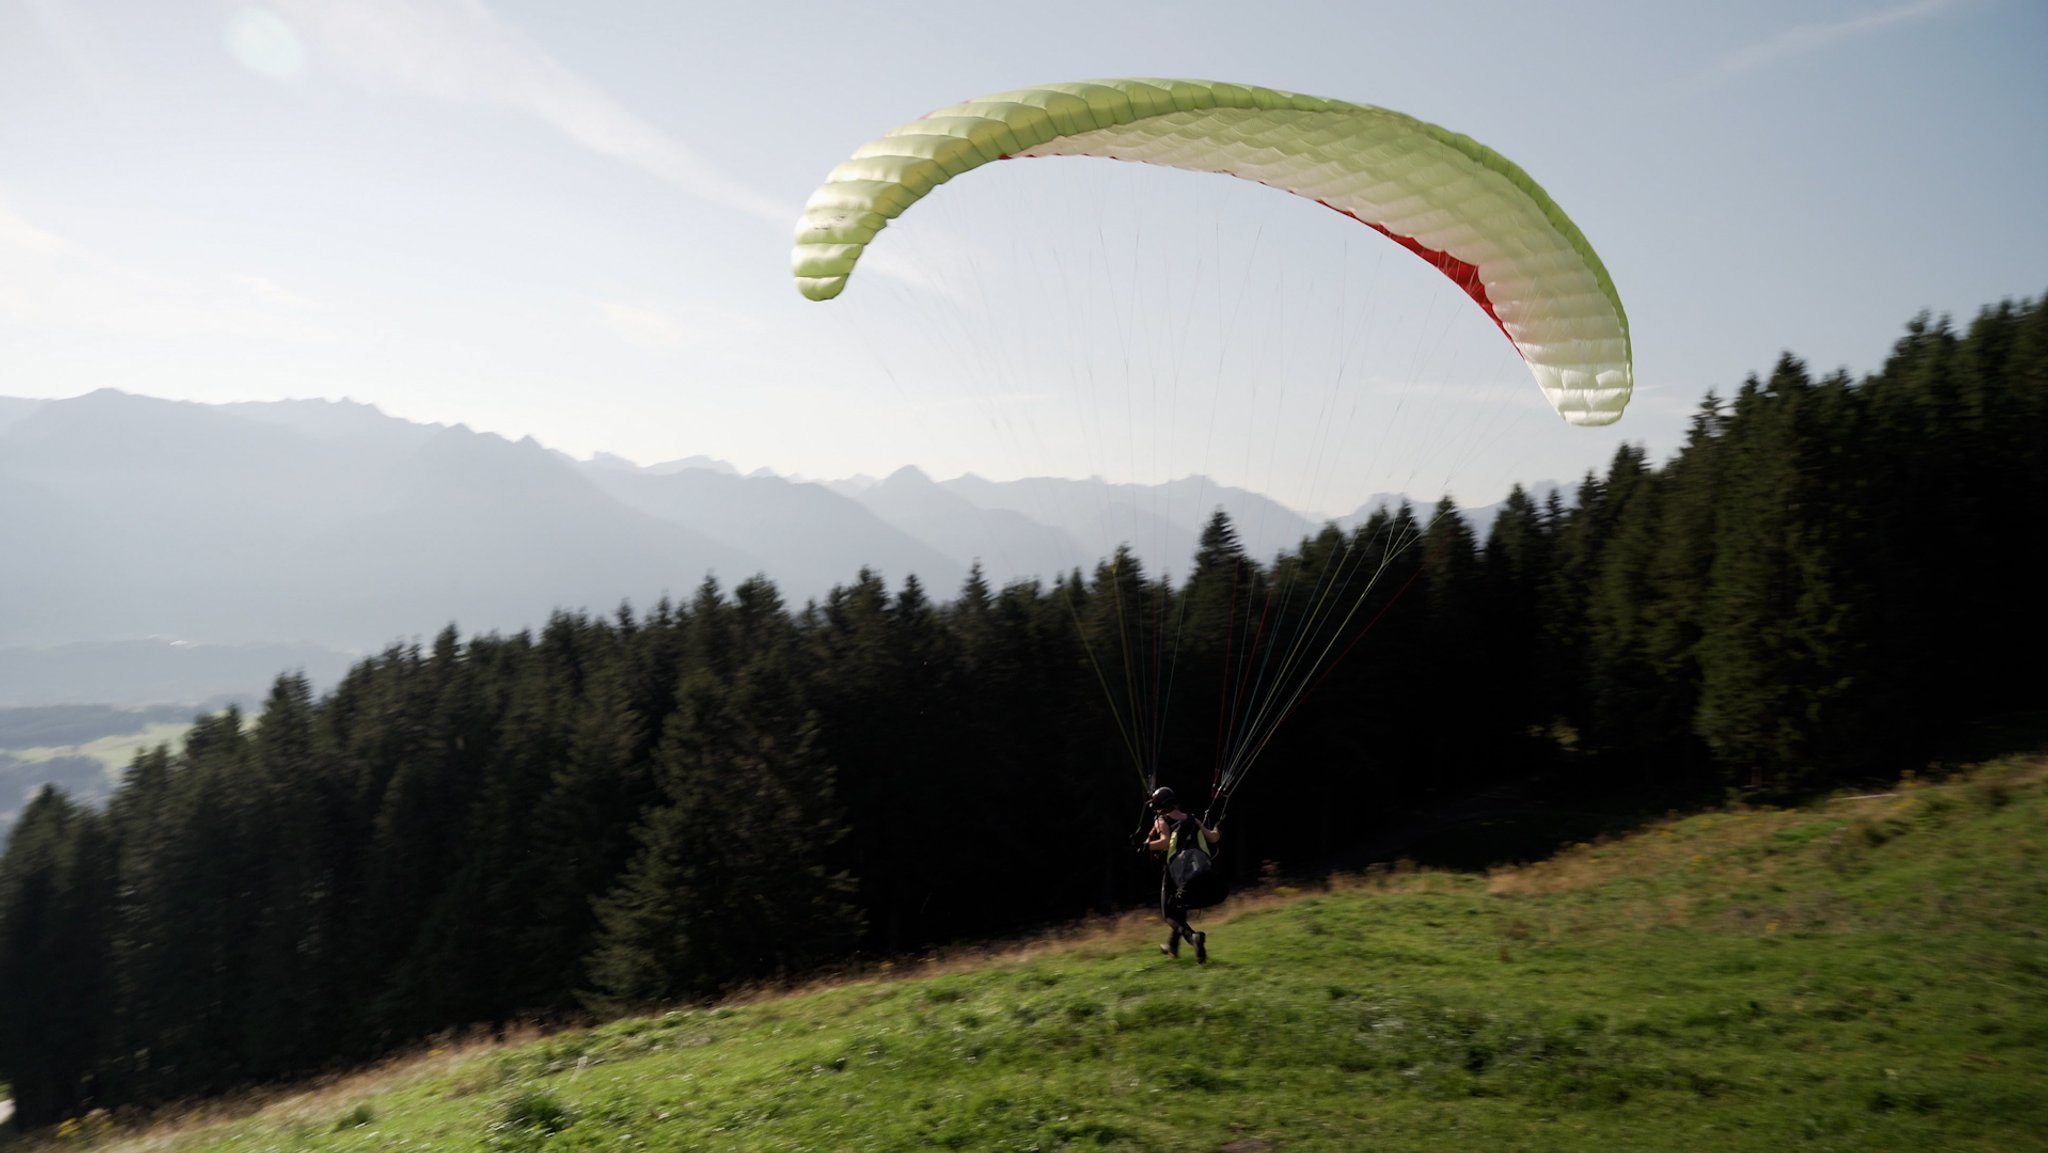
[0, 390, 1548, 707]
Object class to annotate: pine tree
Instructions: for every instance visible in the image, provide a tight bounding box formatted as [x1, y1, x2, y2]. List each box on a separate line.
[1179, 511, 1258, 800]
[1418, 498, 1491, 786]
[587, 589, 859, 1005]
[1544, 472, 1604, 735]
[519, 637, 652, 1009]
[1481, 484, 1554, 746]
[133, 707, 273, 1096]
[0, 787, 115, 1126]
[1637, 395, 1726, 768]
[1693, 358, 1869, 784]
[1584, 444, 1665, 756]
[242, 674, 344, 1072]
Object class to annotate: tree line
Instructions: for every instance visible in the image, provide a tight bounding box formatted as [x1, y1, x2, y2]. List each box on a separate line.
[2, 296, 2043, 1127]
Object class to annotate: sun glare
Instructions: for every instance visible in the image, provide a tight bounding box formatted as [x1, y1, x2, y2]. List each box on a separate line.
[223, 5, 305, 83]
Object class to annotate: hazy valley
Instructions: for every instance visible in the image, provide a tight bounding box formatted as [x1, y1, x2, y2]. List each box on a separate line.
[0, 388, 1540, 710]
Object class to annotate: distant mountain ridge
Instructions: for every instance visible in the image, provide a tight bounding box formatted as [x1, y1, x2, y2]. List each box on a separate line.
[0, 389, 1530, 705]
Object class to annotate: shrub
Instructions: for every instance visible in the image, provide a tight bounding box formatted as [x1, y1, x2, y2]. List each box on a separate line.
[498, 1090, 574, 1135]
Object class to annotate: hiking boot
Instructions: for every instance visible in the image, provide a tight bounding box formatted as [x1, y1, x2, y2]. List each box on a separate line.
[1194, 932, 1208, 965]
[1161, 936, 1179, 958]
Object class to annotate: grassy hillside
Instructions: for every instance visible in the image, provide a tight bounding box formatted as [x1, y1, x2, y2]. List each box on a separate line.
[2, 722, 190, 776]
[2, 720, 192, 845]
[14, 758, 2047, 1152]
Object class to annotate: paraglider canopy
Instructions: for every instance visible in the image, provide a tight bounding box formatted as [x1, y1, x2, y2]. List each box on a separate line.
[792, 77, 1632, 426]
[791, 78, 1636, 820]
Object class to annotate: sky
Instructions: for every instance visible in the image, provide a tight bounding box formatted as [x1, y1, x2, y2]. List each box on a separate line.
[2, 0, 2043, 518]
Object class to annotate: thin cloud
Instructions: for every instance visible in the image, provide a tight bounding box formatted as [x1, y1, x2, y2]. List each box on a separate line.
[0, 196, 328, 342]
[595, 300, 694, 351]
[270, 1, 982, 297]
[271, 0, 790, 225]
[594, 299, 766, 352]
[1369, 377, 1556, 411]
[1704, 0, 1962, 80]
[930, 389, 1065, 409]
[233, 273, 321, 310]
[0, 200, 67, 254]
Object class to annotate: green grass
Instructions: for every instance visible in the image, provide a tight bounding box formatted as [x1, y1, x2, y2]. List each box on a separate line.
[2, 721, 190, 777]
[22, 758, 2048, 1152]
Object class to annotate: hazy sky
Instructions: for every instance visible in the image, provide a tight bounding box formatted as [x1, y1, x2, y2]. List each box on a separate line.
[3, 0, 2043, 516]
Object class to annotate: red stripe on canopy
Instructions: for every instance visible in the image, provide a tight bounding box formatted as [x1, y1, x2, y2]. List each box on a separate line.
[1316, 200, 1517, 356]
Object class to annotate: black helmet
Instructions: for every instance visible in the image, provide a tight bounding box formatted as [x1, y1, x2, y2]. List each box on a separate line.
[1148, 786, 1178, 811]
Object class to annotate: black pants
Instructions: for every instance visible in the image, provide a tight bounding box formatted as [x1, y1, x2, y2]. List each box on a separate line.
[1161, 875, 1196, 944]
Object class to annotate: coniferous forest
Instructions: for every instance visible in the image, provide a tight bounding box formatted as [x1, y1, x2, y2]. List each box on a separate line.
[2, 298, 2044, 1127]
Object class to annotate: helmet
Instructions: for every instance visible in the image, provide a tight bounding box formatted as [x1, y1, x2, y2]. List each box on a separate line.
[1148, 786, 1178, 812]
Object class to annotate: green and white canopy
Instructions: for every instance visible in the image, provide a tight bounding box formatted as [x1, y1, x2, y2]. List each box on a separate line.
[793, 78, 1631, 426]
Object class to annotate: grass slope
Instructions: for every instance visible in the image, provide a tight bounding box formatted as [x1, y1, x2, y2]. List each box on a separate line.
[3, 722, 190, 775]
[16, 759, 2048, 1152]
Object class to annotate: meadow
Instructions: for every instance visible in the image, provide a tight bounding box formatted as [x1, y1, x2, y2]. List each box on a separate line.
[13, 756, 2045, 1153]
[1, 720, 192, 839]
[2, 723, 191, 777]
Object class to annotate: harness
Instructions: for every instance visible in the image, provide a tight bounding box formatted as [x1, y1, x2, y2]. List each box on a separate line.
[1165, 813, 1212, 860]
[1161, 811, 1226, 911]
